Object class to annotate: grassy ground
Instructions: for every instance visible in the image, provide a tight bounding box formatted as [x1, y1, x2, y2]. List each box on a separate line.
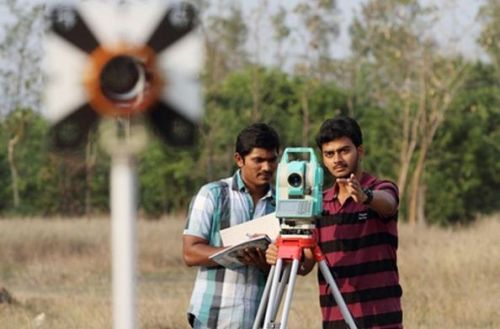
[0, 215, 499, 328]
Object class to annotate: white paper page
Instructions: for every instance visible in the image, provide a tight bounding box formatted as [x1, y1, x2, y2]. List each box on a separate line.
[220, 212, 280, 246]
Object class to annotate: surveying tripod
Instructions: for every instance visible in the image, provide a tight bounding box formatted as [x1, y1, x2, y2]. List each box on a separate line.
[252, 234, 358, 329]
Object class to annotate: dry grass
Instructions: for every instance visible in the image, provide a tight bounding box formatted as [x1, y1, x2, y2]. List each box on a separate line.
[0, 215, 499, 328]
[399, 216, 500, 328]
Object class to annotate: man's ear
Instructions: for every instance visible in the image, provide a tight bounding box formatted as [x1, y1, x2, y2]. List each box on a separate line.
[234, 152, 245, 168]
[357, 145, 365, 159]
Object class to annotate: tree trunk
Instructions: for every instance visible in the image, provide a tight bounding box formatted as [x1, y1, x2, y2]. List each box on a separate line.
[300, 90, 310, 146]
[397, 98, 413, 199]
[249, 0, 266, 122]
[7, 135, 20, 208]
[346, 59, 358, 118]
[397, 88, 425, 201]
[407, 142, 427, 225]
[417, 184, 426, 225]
[408, 85, 454, 224]
[251, 66, 262, 122]
[199, 117, 214, 181]
[408, 111, 442, 225]
[408, 83, 429, 226]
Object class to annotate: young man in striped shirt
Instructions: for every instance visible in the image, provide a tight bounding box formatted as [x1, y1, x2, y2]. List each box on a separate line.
[267, 117, 403, 328]
[183, 123, 280, 329]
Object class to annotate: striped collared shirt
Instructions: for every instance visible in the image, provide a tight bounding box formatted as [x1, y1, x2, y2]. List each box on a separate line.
[184, 170, 275, 329]
[316, 172, 403, 329]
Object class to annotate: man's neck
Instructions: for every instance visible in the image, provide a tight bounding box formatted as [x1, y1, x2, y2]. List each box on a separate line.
[243, 181, 269, 207]
[248, 184, 269, 200]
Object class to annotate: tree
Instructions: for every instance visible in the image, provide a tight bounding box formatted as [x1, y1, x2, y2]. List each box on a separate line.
[290, 0, 340, 145]
[0, 1, 46, 212]
[4, 109, 31, 208]
[199, 1, 249, 180]
[270, 6, 291, 70]
[478, 0, 500, 73]
[201, 1, 248, 89]
[426, 62, 500, 224]
[138, 140, 203, 216]
[350, 0, 469, 224]
[0, 1, 45, 115]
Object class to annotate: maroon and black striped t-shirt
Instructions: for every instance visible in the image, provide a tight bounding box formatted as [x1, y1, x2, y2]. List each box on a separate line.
[316, 172, 403, 329]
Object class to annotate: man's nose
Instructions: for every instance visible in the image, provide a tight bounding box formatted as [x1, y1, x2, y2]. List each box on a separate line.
[332, 152, 343, 163]
[261, 161, 272, 171]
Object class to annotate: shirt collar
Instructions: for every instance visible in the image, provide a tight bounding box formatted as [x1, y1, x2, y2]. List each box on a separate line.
[323, 184, 338, 201]
[232, 170, 245, 191]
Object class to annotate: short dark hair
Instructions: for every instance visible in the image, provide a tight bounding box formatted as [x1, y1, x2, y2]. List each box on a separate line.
[235, 123, 280, 157]
[315, 116, 363, 149]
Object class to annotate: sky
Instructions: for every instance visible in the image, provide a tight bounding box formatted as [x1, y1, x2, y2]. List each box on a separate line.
[0, 0, 488, 60]
[419, 0, 486, 59]
[0, 0, 490, 112]
[339, 0, 485, 58]
[243, 0, 487, 67]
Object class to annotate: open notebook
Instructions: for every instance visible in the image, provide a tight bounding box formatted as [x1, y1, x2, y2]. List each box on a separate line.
[209, 212, 280, 269]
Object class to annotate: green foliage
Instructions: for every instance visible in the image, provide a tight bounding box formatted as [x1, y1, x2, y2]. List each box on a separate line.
[0, 63, 500, 224]
[0, 138, 9, 211]
[357, 105, 400, 180]
[138, 140, 203, 216]
[426, 63, 500, 224]
[0, 0, 499, 224]
[478, 0, 500, 70]
[0, 60, 498, 224]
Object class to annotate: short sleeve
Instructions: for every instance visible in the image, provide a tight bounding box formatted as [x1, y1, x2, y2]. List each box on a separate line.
[373, 180, 399, 205]
[371, 179, 399, 219]
[183, 184, 217, 240]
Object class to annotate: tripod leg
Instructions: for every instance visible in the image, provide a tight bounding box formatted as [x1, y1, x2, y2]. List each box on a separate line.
[263, 258, 284, 327]
[253, 266, 276, 329]
[318, 260, 358, 329]
[262, 262, 292, 328]
[278, 259, 300, 329]
[270, 264, 291, 321]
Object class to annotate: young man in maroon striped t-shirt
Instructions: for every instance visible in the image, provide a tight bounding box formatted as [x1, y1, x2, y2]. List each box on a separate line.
[267, 117, 403, 328]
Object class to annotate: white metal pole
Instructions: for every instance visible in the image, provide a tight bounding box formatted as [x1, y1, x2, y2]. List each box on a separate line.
[111, 153, 137, 329]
